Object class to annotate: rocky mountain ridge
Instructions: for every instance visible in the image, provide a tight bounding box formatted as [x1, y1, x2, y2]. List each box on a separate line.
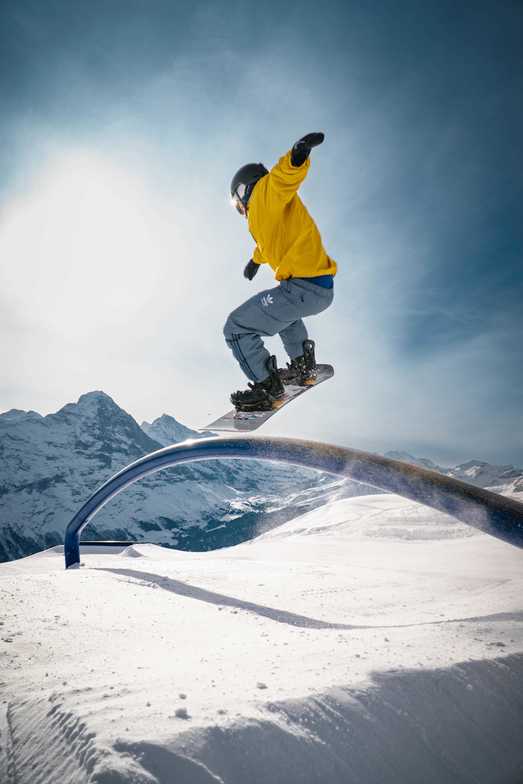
[0, 392, 347, 562]
[384, 450, 523, 494]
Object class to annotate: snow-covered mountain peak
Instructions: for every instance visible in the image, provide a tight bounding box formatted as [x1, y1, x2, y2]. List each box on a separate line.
[449, 459, 523, 489]
[141, 413, 200, 446]
[384, 451, 522, 494]
[455, 459, 489, 474]
[453, 459, 523, 478]
[59, 390, 125, 419]
[0, 408, 43, 423]
[383, 450, 439, 471]
[77, 389, 118, 407]
[458, 459, 488, 469]
[47, 391, 159, 458]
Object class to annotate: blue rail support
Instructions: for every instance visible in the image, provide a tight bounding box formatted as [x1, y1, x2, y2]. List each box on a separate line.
[64, 436, 523, 568]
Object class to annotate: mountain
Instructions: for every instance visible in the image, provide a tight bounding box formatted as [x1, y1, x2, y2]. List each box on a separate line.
[384, 450, 440, 472]
[0, 392, 350, 562]
[141, 413, 203, 444]
[384, 451, 523, 495]
[446, 459, 523, 494]
[2, 392, 520, 564]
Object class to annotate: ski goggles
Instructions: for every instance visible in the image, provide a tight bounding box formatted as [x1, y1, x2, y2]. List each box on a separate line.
[231, 183, 247, 215]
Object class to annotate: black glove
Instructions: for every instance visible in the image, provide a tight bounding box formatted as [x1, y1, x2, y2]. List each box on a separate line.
[243, 259, 259, 281]
[291, 132, 325, 167]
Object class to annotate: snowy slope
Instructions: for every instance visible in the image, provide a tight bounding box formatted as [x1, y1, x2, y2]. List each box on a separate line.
[0, 392, 351, 562]
[1, 493, 522, 783]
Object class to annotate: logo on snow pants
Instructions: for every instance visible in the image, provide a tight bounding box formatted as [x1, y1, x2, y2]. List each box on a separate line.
[261, 293, 274, 308]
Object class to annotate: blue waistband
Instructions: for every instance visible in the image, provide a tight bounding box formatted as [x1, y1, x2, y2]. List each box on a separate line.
[298, 275, 334, 289]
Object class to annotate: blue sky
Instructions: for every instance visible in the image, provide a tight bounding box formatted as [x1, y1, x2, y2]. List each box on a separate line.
[0, 0, 522, 465]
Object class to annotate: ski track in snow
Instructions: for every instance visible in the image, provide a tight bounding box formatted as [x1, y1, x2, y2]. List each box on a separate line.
[1, 492, 523, 783]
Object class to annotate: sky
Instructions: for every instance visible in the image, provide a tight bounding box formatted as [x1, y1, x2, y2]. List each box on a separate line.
[0, 0, 522, 466]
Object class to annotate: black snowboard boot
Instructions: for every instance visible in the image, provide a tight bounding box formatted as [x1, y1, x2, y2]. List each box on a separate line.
[279, 340, 318, 386]
[231, 356, 285, 411]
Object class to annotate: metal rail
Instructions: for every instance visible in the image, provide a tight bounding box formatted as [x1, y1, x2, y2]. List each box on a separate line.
[64, 436, 523, 568]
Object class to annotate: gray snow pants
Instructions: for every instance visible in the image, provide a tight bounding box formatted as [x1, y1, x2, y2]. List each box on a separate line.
[223, 277, 334, 382]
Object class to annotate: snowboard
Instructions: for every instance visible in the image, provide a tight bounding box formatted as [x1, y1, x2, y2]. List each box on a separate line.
[203, 364, 334, 433]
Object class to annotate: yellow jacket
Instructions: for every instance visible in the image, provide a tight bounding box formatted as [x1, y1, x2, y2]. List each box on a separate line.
[248, 150, 337, 281]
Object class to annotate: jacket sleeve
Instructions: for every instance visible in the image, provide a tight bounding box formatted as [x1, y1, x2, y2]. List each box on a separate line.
[253, 246, 267, 265]
[267, 150, 311, 206]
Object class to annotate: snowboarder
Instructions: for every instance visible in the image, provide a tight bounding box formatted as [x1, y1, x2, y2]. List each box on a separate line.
[225, 132, 337, 412]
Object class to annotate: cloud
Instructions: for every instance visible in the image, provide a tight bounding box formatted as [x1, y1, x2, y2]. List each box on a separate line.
[0, 0, 522, 465]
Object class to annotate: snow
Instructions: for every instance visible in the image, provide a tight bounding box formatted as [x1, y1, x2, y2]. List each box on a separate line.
[1, 492, 522, 783]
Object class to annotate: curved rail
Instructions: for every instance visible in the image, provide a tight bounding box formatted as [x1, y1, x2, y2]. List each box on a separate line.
[64, 436, 523, 568]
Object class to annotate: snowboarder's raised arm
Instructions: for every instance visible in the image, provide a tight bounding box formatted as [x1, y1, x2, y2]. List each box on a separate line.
[252, 247, 267, 266]
[267, 151, 310, 205]
[267, 132, 325, 205]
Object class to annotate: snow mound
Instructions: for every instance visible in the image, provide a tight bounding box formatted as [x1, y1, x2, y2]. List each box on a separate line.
[3, 655, 522, 783]
[1, 493, 522, 783]
[121, 545, 146, 558]
[259, 493, 477, 542]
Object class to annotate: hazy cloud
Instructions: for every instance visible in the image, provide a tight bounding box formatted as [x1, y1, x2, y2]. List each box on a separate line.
[1, 0, 522, 464]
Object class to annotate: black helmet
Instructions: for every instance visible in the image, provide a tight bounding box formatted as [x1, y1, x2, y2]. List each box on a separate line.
[230, 162, 268, 213]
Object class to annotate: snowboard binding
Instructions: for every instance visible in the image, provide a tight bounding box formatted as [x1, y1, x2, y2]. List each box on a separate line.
[231, 355, 285, 412]
[279, 340, 318, 386]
